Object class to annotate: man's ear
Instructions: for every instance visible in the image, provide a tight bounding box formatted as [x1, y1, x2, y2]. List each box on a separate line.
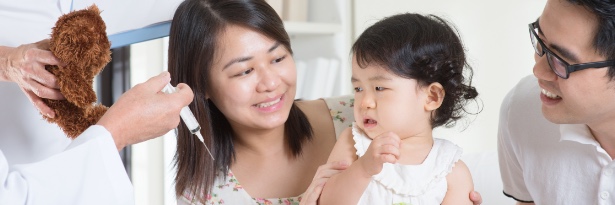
[424, 82, 444, 111]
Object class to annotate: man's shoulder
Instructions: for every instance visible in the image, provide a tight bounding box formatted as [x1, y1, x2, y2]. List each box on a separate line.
[500, 75, 543, 124]
[503, 75, 540, 109]
[499, 75, 559, 143]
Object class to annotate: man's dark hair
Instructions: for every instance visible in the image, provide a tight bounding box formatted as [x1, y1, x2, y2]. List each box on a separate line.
[568, 0, 615, 79]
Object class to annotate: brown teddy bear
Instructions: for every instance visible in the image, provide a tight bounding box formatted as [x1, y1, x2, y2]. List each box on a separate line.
[42, 5, 110, 139]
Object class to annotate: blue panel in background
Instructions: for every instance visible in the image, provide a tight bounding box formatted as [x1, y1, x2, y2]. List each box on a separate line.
[108, 21, 171, 49]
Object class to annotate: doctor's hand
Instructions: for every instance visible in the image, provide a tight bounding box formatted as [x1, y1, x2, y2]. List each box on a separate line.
[96, 71, 194, 150]
[0, 39, 65, 118]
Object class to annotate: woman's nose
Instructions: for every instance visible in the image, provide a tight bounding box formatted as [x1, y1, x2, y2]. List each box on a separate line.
[256, 67, 280, 92]
[533, 53, 557, 82]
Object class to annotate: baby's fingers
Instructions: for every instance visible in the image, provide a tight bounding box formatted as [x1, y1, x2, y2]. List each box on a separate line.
[374, 131, 401, 143]
[380, 154, 398, 164]
[375, 143, 399, 164]
[380, 143, 400, 156]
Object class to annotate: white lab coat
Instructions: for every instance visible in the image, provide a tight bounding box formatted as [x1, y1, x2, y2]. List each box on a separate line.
[0, 0, 73, 165]
[0, 126, 134, 204]
[0, 2, 133, 204]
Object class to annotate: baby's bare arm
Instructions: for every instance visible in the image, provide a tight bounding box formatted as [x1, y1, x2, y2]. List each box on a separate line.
[319, 128, 370, 205]
[442, 160, 475, 205]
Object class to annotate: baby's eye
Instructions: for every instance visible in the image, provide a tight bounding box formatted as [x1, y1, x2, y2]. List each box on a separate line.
[272, 55, 286, 64]
[354, 87, 363, 92]
[234, 68, 254, 77]
[375, 86, 385, 91]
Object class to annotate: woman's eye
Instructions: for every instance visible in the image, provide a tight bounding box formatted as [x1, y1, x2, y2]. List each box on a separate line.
[354, 87, 363, 92]
[234, 68, 254, 77]
[273, 55, 286, 64]
[375, 87, 385, 91]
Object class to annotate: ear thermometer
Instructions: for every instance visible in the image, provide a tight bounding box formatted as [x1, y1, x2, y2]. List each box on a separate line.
[162, 83, 214, 160]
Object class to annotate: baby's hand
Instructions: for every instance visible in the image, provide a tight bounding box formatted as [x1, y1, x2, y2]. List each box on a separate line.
[357, 131, 400, 177]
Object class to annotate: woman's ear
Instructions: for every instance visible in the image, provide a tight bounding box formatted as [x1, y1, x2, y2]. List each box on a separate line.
[424, 82, 444, 111]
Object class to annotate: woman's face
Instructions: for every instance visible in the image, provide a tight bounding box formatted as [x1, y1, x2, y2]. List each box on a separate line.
[207, 25, 296, 131]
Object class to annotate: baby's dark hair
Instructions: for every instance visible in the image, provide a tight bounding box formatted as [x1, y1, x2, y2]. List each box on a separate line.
[352, 13, 479, 128]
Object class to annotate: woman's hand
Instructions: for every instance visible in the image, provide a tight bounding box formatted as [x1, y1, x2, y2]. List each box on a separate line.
[299, 160, 349, 205]
[357, 131, 400, 177]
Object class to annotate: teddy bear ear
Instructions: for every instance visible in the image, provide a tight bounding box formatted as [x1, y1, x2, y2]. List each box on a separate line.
[49, 4, 111, 70]
[86, 4, 101, 13]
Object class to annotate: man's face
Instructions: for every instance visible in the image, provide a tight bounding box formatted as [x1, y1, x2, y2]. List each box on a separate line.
[533, 0, 615, 128]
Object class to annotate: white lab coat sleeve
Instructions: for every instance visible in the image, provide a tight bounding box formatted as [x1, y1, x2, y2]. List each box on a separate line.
[0, 125, 134, 205]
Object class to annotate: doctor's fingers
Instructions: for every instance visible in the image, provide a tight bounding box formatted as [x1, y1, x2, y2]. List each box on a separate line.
[172, 83, 194, 106]
[22, 78, 64, 100]
[151, 83, 195, 129]
[31, 40, 65, 66]
[10, 48, 61, 89]
[34, 39, 51, 49]
[17, 78, 64, 117]
[22, 88, 56, 118]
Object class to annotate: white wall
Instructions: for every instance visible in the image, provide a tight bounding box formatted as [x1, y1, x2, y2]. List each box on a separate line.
[354, 0, 547, 153]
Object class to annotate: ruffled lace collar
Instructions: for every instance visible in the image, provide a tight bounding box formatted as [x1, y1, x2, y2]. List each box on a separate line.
[351, 123, 463, 196]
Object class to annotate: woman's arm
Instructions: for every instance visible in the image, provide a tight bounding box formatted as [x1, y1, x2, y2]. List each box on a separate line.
[299, 161, 349, 205]
[319, 128, 368, 205]
[442, 160, 474, 205]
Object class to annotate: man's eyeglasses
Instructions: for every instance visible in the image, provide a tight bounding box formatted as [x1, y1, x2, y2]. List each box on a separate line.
[529, 21, 615, 79]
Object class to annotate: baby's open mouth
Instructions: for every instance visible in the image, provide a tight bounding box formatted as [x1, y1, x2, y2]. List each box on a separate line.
[364, 119, 377, 125]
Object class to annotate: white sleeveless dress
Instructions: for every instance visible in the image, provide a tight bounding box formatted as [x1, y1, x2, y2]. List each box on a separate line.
[352, 123, 463, 205]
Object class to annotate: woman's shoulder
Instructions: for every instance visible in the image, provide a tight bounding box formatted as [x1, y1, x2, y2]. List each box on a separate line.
[296, 95, 355, 138]
[295, 98, 331, 126]
[295, 99, 336, 141]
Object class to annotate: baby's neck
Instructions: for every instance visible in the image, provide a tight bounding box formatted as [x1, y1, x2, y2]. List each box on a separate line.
[396, 134, 435, 165]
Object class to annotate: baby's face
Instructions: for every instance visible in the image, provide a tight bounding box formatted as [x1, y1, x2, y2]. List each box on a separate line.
[351, 57, 434, 140]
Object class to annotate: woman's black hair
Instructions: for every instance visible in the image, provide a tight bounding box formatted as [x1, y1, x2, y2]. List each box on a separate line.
[168, 0, 312, 202]
[352, 13, 479, 128]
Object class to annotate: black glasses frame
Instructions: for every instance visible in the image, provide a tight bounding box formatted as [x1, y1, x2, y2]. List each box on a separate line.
[529, 22, 615, 79]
